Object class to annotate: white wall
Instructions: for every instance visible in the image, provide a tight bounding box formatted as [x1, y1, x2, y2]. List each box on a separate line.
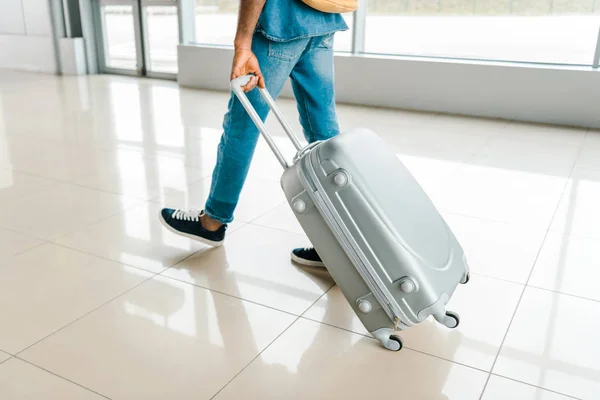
[0, 0, 27, 34]
[178, 45, 600, 129]
[0, 0, 58, 73]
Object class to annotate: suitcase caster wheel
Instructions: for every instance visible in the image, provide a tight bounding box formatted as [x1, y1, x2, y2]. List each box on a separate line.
[385, 335, 403, 352]
[460, 273, 470, 285]
[443, 311, 460, 329]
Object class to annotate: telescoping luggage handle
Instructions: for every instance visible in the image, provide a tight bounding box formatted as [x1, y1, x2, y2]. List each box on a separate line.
[230, 74, 302, 169]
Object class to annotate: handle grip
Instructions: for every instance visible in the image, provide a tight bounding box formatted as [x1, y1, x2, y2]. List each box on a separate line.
[230, 74, 303, 169]
[230, 74, 253, 89]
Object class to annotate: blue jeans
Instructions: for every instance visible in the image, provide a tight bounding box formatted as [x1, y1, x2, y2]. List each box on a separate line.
[204, 32, 340, 224]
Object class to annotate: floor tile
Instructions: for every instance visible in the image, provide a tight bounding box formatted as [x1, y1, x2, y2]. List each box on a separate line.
[482, 375, 576, 400]
[0, 358, 105, 400]
[151, 175, 287, 223]
[388, 124, 490, 162]
[443, 213, 547, 284]
[0, 351, 9, 363]
[428, 114, 509, 137]
[163, 224, 334, 315]
[0, 169, 59, 205]
[4, 135, 102, 182]
[137, 137, 221, 169]
[398, 155, 467, 196]
[576, 146, 600, 171]
[0, 228, 43, 264]
[302, 286, 371, 336]
[493, 287, 600, 399]
[550, 167, 600, 240]
[213, 318, 489, 400]
[575, 131, 600, 171]
[252, 203, 303, 235]
[0, 244, 152, 353]
[305, 275, 522, 371]
[472, 137, 580, 177]
[337, 105, 438, 139]
[432, 163, 567, 228]
[398, 275, 523, 371]
[371, 112, 500, 162]
[0, 183, 141, 241]
[529, 230, 600, 302]
[20, 275, 296, 400]
[502, 122, 587, 145]
[55, 202, 241, 273]
[73, 150, 209, 200]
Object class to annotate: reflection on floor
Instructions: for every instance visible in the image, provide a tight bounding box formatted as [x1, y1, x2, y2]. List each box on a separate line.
[0, 70, 598, 399]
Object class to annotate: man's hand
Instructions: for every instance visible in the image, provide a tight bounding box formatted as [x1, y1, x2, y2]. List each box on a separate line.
[231, 0, 266, 92]
[231, 47, 265, 93]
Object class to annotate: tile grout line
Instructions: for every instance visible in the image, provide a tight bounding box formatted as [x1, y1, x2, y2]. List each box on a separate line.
[207, 285, 334, 400]
[0, 237, 50, 263]
[161, 266, 597, 379]
[297, 314, 494, 375]
[476, 128, 588, 400]
[0, 197, 146, 245]
[245, 221, 306, 237]
[15, 235, 236, 358]
[0, 355, 13, 367]
[457, 269, 600, 306]
[487, 373, 582, 400]
[13, 357, 112, 400]
[50, 240, 172, 276]
[525, 283, 600, 305]
[156, 273, 304, 319]
[14, 270, 161, 358]
[47, 199, 150, 243]
[66, 165, 213, 202]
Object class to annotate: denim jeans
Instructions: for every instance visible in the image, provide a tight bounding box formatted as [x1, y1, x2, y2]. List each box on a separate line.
[204, 32, 340, 224]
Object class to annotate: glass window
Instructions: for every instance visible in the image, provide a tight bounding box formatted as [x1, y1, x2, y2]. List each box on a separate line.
[195, 0, 239, 46]
[335, 13, 354, 52]
[364, 0, 600, 65]
[145, 6, 179, 73]
[101, 5, 138, 70]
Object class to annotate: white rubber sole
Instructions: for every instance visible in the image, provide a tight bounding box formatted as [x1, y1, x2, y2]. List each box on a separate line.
[291, 252, 326, 268]
[159, 211, 224, 248]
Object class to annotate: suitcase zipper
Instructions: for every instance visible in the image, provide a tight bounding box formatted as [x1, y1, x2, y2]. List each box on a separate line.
[299, 153, 410, 326]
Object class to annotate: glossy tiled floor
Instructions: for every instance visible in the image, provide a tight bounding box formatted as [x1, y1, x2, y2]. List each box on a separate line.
[0, 70, 597, 399]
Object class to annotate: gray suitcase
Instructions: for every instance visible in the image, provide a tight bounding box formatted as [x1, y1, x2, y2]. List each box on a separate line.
[231, 75, 470, 351]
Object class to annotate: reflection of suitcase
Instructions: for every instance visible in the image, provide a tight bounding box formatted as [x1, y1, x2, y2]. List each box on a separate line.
[231, 75, 470, 351]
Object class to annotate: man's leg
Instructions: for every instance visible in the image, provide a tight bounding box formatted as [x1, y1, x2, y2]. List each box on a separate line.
[290, 33, 340, 144]
[289, 33, 340, 267]
[160, 33, 310, 246]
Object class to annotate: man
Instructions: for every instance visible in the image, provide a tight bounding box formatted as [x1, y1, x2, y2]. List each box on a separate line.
[160, 0, 347, 267]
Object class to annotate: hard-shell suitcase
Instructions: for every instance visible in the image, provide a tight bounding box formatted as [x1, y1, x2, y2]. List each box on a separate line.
[231, 75, 470, 351]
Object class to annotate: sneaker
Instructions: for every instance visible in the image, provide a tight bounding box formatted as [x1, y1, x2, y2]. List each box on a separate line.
[159, 208, 226, 247]
[291, 247, 325, 268]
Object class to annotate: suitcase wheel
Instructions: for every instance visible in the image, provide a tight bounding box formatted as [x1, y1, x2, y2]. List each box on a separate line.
[460, 273, 470, 285]
[387, 335, 403, 352]
[372, 328, 403, 351]
[441, 311, 460, 329]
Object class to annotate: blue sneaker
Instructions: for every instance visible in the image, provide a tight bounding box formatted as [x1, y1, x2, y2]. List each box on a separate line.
[159, 208, 226, 247]
[291, 247, 325, 268]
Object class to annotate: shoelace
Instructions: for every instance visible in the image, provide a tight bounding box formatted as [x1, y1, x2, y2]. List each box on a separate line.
[300, 247, 317, 255]
[172, 208, 203, 222]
